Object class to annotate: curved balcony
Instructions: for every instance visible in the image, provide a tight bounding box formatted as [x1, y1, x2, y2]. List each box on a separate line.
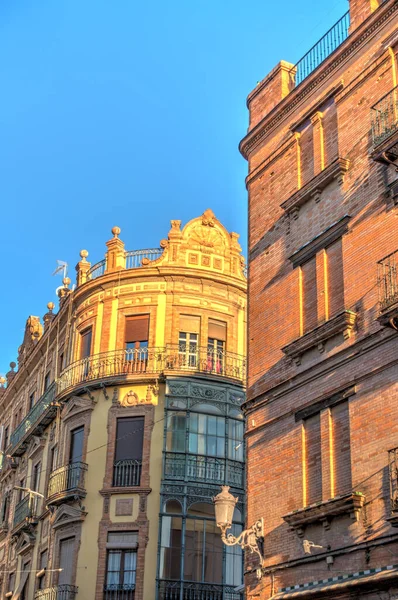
[47, 462, 88, 506]
[12, 495, 39, 531]
[58, 347, 245, 396]
[35, 585, 78, 600]
[164, 452, 244, 488]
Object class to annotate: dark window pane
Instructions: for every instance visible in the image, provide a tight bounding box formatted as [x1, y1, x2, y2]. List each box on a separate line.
[115, 418, 144, 461]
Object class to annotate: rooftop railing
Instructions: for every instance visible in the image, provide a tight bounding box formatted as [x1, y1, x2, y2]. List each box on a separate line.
[86, 248, 163, 282]
[371, 86, 398, 147]
[293, 11, 350, 86]
[377, 249, 398, 312]
[9, 382, 57, 453]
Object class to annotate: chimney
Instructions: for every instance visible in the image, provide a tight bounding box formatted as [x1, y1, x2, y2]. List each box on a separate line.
[349, 0, 380, 33]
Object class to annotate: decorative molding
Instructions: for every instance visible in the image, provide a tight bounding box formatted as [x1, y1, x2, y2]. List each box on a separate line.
[167, 383, 189, 396]
[14, 530, 36, 555]
[281, 158, 350, 216]
[288, 216, 351, 268]
[60, 396, 96, 421]
[240, 1, 398, 158]
[49, 504, 87, 530]
[191, 386, 226, 402]
[282, 492, 365, 537]
[295, 385, 356, 421]
[282, 311, 357, 365]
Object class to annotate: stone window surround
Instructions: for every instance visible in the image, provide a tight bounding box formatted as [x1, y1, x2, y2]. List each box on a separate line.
[102, 402, 155, 492]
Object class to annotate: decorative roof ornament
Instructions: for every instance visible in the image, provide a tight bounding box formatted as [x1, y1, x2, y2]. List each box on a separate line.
[202, 208, 215, 227]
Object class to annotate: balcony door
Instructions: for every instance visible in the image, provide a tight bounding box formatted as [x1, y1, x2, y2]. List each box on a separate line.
[59, 537, 75, 586]
[68, 426, 84, 489]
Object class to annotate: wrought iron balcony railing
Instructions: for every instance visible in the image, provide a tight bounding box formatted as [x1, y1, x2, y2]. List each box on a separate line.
[13, 495, 38, 530]
[164, 452, 244, 488]
[58, 346, 245, 395]
[371, 86, 398, 147]
[389, 447, 398, 514]
[164, 345, 246, 381]
[113, 459, 142, 487]
[87, 259, 106, 280]
[47, 462, 88, 505]
[9, 382, 57, 455]
[58, 348, 165, 394]
[35, 585, 78, 600]
[157, 580, 243, 600]
[377, 249, 398, 312]
[103, 584, 135, 600]
[293, 11, 349, 86]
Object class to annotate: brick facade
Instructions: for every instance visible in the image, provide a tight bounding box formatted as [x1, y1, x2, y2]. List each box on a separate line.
[241, 0, 398, 598]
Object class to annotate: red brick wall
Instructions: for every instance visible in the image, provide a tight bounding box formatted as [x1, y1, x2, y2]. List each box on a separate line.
[241, 0, 398, 597]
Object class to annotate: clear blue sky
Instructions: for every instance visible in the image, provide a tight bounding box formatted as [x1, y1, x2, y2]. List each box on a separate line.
[0, 0, 348, 371]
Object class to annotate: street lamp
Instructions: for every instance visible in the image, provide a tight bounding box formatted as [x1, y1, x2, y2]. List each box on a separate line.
[213, 486, 264, 579]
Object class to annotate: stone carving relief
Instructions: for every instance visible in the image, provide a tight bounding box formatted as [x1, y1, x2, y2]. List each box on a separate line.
[119, 384, 159, 407]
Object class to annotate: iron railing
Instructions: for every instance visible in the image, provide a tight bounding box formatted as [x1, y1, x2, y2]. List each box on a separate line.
[9, 382, 57, 450]
[87, 259, 106, 280]
[113, 459, 142, 487]
[389, 447, 398, 513]
[13, 495, 37, 529]
[35, 585, 78, 600]
[371, 86, 398, 147]
[58, 347, 165, 393]
[47, 462, 88, 501]
[104, 584, 135, 600]
[58, 347, 245, 394]
[164, 346, 246, 381]
[125, 248, 163, 269]
[377, 249, 398, 312]
[293, 11, 350, 86]
[85, 248, 164, 282]
[164, 453, 244, 488]
[157, 580, 243, 600]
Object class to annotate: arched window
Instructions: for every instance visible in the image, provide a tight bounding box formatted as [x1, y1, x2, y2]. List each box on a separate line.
[185, 502, 223, 584]
[159, 504, 182, 580]
[163, 499, 182, 513]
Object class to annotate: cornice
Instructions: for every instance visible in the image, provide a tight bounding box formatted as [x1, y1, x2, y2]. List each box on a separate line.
[240, 0, 398, 159]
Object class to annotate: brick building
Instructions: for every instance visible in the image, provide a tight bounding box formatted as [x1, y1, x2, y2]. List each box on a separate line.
[240, 0, 398, 598]
[0, 210, 247, 600]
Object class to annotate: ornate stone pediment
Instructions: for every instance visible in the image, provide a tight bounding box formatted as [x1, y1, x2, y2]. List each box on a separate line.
[26, 435, 46, 460]
[15, 530, 36, 555]
[61, 396, 96, 420]
[50, 504, 87, 530]
[119, 385, 158, 407]
[18, 316, 44, 361]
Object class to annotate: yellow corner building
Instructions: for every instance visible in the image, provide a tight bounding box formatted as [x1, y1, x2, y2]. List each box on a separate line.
[0, 210, 247, 600]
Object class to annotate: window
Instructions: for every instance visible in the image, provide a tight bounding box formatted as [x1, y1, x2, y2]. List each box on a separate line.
[70, 427, 84, 464]
[8, 572, 15, 594]
[291, 218, 349, 336]
[49, 445, 58, 473]
[113, 418, 144, 487]
[185, 503, 223, 583]
[20, 561, 30, 600]
[125, 315, 149, 351]
[1, 492, 10, 525]
[228, 419, 244, 462]
[43, 371, 51, 392]
[207, 319, 227, 374]
[166, 413, 186, 452]
[32, 462, 41, 492]
[37, 550, 48, 590]
[303, 400, 351, 505]
[105, 532, 137, 597]
[3, 426, 9, 451]
[80, 328, 92, 359]
[29, 392, 35, 411]
[59, 352, 65, 374]
[179, 315, 200, 368]
[159, 503, 182, 580]
[58, 537, 75, 586]
[189, 413, 225, 457]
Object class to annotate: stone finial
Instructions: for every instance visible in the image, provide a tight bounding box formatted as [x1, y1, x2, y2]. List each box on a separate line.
[9, 362, 16, 371]
[6, 362, 16, 384]
[44, 302, 56, 330]
[80, 249, 89, 262]
[63, 277, 71, 288]
[112, 226, 121, 238]
[47, 302, 55, 313]
[202, 208, 216, 227]
[105, 226, 125, 273]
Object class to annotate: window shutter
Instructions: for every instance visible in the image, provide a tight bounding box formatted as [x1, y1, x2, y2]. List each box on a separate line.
[125, 316, 149, 343]
[116, 418, 144, 461]
[80, 328, 92, 358]
[179, 315, 200, 333]
[208, 319, 227, 341]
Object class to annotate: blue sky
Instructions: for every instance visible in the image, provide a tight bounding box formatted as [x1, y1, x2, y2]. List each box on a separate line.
[0, 0, 348, 371]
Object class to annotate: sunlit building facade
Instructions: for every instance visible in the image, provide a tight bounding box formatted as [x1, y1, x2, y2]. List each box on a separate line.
[0, 210, 246, 600]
